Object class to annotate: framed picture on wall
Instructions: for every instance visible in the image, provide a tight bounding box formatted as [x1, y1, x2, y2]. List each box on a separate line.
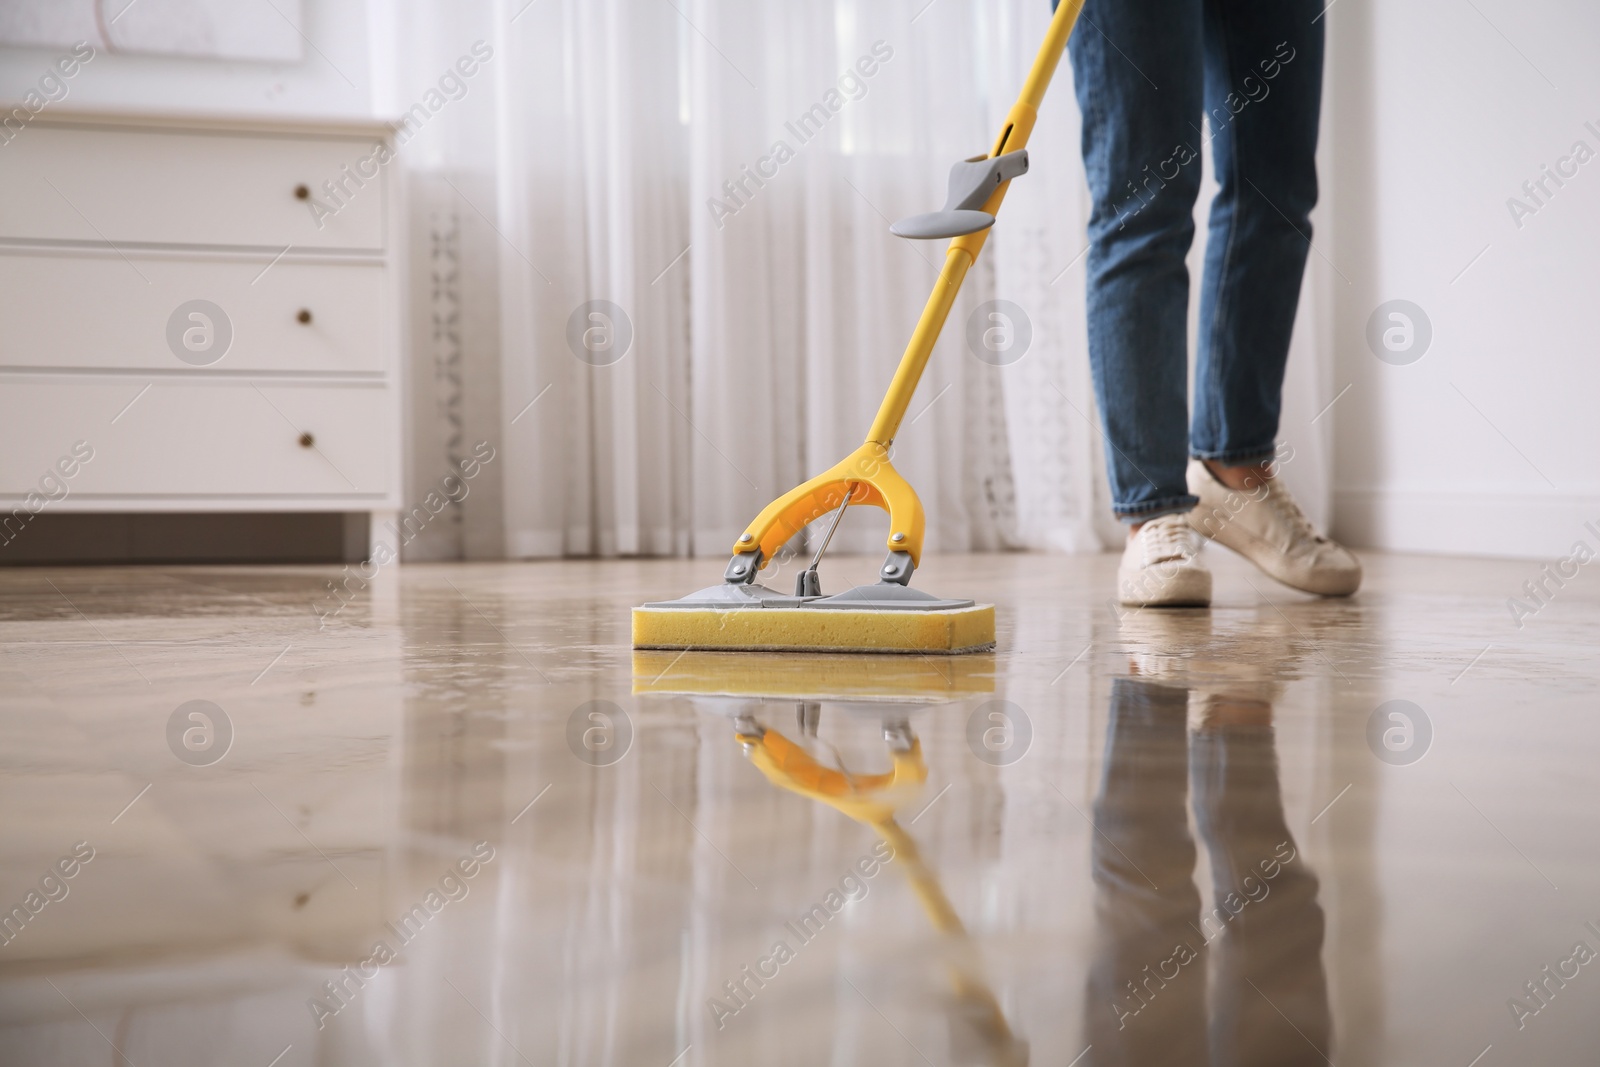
[0, 0, 305, 63]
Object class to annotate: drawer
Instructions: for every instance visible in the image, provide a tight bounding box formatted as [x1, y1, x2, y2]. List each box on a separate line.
[0, 126, 385, 250]
[0, 378, 393, 499]
[0, 250, 389, 375]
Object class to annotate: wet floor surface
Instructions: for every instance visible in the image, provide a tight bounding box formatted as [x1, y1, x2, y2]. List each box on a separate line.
[2, 550, 1598, 1065]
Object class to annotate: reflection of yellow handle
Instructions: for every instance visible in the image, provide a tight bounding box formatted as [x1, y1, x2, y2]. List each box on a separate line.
[736, 726, 1015, 1050]
[739, 726, 926, 825]
[878, 821, 1012, 1046]
[736, 726, 960, 936]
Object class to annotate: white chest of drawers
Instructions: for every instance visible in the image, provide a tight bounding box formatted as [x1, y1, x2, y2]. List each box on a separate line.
[0, 109, 401, 557]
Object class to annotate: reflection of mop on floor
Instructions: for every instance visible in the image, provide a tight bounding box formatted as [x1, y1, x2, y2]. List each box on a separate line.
[739, 719, 1025, 1065]
[634, 651, 1026, 1066]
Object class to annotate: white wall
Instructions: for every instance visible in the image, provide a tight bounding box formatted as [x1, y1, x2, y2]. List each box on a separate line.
[1328, 0, 1600, 559]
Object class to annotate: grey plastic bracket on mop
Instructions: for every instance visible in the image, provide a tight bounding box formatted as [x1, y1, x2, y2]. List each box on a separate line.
[640, 581, 974, 612]
[724, 550, 762, 585]
[877, 549, 915, 585]
[890, 150, 1029, 240]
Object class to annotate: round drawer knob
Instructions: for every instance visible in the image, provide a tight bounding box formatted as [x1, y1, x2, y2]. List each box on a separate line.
[298, 432, 315, 448]
[294, 184, 310, 200]
[296, 309, 313, 324]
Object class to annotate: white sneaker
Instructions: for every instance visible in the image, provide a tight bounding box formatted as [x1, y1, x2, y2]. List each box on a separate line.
[1186, 458, 1361, 596]
[1117, 513, 1212, 607]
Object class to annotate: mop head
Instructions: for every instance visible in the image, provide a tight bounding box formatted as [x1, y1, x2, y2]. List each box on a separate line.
[632, 582, 995, 654]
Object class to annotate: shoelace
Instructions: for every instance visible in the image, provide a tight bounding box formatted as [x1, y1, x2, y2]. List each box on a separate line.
[1140, 514, 1198, 565]
[1261, 482, 1327, 543]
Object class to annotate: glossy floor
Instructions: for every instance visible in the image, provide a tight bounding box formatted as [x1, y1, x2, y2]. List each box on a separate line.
[2, 550, 1598, 1066]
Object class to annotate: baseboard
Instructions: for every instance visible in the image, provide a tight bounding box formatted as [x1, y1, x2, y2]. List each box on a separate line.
[0, 512, 354, 565]
[1333, 489, 1600, 560]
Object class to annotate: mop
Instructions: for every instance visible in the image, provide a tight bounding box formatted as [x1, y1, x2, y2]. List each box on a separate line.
[633, 0, 1087, 654]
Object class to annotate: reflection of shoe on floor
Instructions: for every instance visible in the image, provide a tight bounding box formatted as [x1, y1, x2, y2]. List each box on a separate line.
[1186, 458, 1361, 596]
[1115, 609, 1297, 713]
[1117, 514, 1212, 607]
[1116, 603, 1213, 682]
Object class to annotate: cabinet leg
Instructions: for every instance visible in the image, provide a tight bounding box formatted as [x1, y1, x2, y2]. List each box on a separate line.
[367, 510, 399, 564]
[366, 510, 401, 624]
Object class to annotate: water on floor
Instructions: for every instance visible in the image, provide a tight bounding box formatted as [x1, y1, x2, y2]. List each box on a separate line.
[1, 551, 1597, 1065]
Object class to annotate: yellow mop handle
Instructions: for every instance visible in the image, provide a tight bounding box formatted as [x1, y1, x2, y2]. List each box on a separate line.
[865, 0, 1087, 446]
[720, 1, 1087, 571]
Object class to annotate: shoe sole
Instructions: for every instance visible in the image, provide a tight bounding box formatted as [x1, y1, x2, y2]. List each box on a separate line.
[1193, 524, 1361, 596]
[1117, 567, 1212, 608]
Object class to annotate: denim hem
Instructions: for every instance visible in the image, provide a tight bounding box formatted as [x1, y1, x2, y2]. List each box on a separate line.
[1190, 445, 1279, 465]
[1114, 495, 1199, 524]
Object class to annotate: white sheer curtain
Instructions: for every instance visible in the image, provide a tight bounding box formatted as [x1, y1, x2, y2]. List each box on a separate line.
[389, 0, 1332, 562]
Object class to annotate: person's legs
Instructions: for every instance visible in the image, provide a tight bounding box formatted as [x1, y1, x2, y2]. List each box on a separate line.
[1179, 3, 1360, 595]
[1069, 0, 1219, 607]
[1191, 0, 1325, 471]
[1068, 0, 1205, 524]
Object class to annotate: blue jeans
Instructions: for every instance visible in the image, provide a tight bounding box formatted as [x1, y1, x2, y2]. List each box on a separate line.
[1061, 0, 1325, 521]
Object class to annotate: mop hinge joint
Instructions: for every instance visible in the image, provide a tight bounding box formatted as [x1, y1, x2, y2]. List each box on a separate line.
[879, 550, 915, 586]
[724, 550, 762, 585]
